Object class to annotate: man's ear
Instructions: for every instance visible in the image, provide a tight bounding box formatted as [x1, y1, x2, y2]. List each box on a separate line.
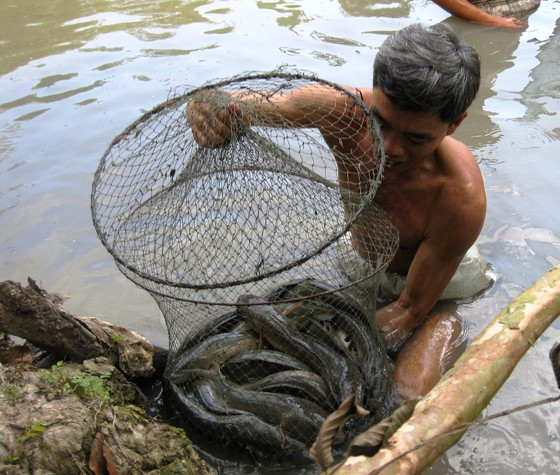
[446, 111, 468, 136]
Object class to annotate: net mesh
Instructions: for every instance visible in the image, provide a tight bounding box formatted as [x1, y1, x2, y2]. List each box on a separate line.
[92, 70, 399, 466]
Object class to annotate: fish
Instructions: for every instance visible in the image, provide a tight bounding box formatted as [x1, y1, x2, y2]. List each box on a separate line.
[198, 366, 327, 444]
[241, 369, 337, 411]
[191, 375, 251, 416]
[238, 294, 364, 406]
[169, 331, 259, 383]
[264, 277, 317, 303]
[169, 381, 310, 459]
[316, 301, 393, 415]
[282, 299, 336, 322]
[275, 279, 393, 415]
[293, 315, 351, 357]
[174, 308, 246, 355]
[221, 348, 311, 384]
[289, 279, 373, 326]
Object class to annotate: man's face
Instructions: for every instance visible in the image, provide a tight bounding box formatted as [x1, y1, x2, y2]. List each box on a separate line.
[370, 88, 464, 174]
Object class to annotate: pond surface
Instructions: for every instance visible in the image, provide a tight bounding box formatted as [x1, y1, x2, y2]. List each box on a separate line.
[1, 0, 559, 473]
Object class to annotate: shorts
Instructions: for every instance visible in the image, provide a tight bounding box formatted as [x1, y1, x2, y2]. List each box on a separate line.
[470, 0, 540, 17]
[337, 235, 494, 301]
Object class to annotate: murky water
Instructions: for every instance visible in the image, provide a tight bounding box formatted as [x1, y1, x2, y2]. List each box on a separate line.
[1, 0, 559, 472]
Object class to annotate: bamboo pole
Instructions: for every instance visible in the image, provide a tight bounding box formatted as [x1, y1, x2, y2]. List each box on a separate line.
[334, 263, 560, 474]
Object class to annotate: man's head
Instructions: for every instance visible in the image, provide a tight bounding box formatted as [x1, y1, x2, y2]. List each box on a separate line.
[373, 23, 481, 124]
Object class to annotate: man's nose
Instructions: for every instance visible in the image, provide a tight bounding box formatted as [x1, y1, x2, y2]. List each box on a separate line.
[382, 130, 404, 157]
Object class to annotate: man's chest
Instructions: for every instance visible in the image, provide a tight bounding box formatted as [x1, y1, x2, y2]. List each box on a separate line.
[373, 179, 438, 249]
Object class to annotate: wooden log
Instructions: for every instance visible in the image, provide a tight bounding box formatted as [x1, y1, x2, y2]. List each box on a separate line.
[334, 263, 560, 474]
[0, 278, 108, 360]
[0, 278, 167, 376]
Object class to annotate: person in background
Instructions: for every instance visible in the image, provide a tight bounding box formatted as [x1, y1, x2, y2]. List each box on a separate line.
[431, 0, 540, 28]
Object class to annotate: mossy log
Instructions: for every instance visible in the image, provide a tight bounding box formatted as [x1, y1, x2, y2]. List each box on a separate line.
[335, 263, 560, 474]
[0, 278, 167, 376]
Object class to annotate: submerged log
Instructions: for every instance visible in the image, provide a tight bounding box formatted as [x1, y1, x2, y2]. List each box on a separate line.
[335, 263, 560, 474]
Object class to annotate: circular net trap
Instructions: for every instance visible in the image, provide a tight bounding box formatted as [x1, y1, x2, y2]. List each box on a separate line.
[92, 70, 399, 467]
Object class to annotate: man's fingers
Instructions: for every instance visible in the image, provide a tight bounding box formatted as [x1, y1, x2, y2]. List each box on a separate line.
[503, 17, 527, 28]
[229, 101, 250, 127]
[186, 92, 247, 148]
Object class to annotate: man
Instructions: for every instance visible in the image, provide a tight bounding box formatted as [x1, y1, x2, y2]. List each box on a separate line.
[186, 23, 488, 403]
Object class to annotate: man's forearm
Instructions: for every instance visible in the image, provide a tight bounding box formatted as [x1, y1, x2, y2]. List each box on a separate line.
[432, 0, 499, 22]
[375, 300, 426, 353]
[431, 0, 525, 27]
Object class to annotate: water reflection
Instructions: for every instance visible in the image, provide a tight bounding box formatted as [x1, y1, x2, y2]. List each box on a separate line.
[257, 0, 311, 29]
[438, 17, 527, 152]
[339, 0, 411, 18]
[1, 0, 89, 75]
[0, 0, 213, 75]
[521, 16, 560, 121]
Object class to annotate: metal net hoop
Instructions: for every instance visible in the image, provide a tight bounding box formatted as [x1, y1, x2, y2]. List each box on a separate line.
[91, 70, 397, 307]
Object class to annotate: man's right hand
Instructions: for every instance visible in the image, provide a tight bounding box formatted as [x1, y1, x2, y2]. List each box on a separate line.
[492, 16, 528, 28]
[185, 89, 248, 149]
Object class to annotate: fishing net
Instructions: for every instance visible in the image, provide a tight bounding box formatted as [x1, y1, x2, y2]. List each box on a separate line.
[92, 70, 399, 467]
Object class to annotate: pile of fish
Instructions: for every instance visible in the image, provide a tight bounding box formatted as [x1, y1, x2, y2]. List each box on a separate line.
[167, 278, 394, 462]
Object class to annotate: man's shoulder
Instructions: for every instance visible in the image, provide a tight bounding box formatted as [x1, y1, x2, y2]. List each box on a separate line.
[438, 136, 483, 188]
[438, 135, 475, 162]
[431, 136, 486, 236]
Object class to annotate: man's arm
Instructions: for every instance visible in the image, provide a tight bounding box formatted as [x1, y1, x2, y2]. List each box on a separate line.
[376, 239, 465, 352]
[185, 84, 364, 149]
[431, 0, 528, 28]
[376, 145, 486, 351]
[185, 83, 379, 198]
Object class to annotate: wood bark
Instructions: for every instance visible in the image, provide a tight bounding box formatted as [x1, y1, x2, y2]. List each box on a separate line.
[334, 263, 560, 474]
[0, 278, 167, 375]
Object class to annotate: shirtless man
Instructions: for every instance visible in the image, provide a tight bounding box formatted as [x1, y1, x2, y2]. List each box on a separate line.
[186, 23, 486, 402]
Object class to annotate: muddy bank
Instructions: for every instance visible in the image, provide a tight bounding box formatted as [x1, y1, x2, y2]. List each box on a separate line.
[0, 279, 213, 474]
